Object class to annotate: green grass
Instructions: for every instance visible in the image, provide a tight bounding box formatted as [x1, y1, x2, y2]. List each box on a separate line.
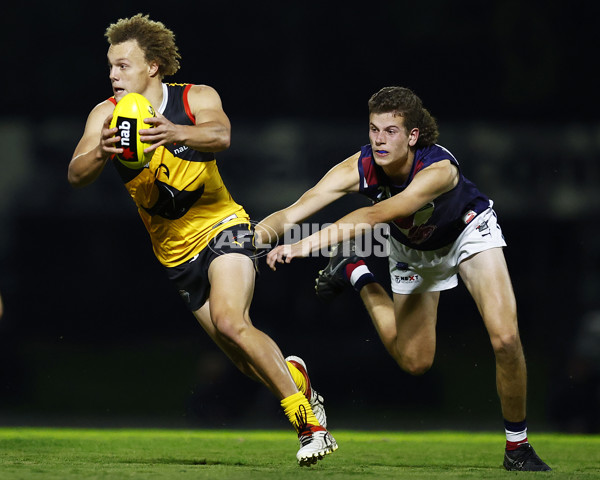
[0, 428, 598, 479]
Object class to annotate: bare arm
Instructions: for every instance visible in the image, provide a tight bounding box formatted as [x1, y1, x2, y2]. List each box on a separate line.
[267, 160, 459, 269]
[254, 152, 362, 245]
[139, 85, 231, 153]
[68, 100, 120, 188]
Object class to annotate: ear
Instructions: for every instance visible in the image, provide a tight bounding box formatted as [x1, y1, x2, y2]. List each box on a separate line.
[408, 128, 419, 147]
[148, 61, 160, 78]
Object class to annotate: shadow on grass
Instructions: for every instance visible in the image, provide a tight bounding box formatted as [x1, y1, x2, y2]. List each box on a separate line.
[117, 458, 246, 466]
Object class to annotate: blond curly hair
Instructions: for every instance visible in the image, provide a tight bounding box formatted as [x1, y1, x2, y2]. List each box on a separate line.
[105, 13, 181, 78]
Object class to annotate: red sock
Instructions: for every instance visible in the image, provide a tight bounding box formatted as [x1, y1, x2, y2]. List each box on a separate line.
[506, 437, 528, 451]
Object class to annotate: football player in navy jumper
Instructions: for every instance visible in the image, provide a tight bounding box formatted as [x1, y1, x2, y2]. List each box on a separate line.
[258, 86, 550, 471]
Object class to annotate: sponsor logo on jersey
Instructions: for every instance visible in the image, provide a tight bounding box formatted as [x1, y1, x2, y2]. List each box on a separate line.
[173, 145, 189, 155]
[463, 210, 477, 224]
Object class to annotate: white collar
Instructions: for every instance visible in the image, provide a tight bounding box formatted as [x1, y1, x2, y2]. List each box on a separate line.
[158, 83, 168, 114]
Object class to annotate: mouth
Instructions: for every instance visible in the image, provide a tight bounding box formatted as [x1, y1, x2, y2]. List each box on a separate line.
[375, 150, 389, 156]
[113, 87, 126, 97]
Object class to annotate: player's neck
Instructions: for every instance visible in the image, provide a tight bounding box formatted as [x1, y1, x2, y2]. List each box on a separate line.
[141, 81, 165, 110]
[382, 151, 414, 185]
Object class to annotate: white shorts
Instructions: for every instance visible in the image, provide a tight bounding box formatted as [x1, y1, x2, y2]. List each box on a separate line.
[388, 204, 507, 294]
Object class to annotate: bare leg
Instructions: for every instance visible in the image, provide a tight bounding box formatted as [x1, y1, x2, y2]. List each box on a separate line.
[193, 300, 266, 385]
[200, 253, 297, 400]
[459, 248, 527, 422]
[359, 283, 396, 352]
[359, 282, 440, 375]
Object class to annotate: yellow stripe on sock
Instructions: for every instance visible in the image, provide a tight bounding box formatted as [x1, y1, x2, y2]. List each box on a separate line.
[281, 391, 320, 431]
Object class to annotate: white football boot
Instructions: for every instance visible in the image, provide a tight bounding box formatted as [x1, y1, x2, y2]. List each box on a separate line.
[296, 423, 338, 466]
[285, 355, 327, 428]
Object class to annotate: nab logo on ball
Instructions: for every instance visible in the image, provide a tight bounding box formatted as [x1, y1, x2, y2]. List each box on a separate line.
[116, 118, 136, 160]
[110, 93, 156, 169]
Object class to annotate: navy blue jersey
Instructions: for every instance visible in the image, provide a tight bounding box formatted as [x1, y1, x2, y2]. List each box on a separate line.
[358, 144, 489, 250]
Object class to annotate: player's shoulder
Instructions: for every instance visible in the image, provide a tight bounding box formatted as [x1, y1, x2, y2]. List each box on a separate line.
[186, 83, 218, 94]
[88, 98, 116, 119]
[81, 98, 116, 131]
[341, 150, 362, 167]
[185, 84, 223, 105]
[420, 143, 457, 160]
[319, 150, 361, 192]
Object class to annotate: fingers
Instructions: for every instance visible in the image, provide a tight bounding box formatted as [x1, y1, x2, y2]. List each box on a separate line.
[139, 113, 168, 136]
[266, 246, 292, 271]
[266, 249, 280, 271]
[101, 115, 121, 156]
[138, 122, 159, 139]
[140, 116, 159, 130]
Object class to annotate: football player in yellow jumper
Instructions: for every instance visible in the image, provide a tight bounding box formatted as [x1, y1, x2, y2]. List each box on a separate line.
[68, 13, 336, 466]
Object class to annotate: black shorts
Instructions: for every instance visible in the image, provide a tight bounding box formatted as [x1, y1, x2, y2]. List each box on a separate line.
[164, 224, 257, 311]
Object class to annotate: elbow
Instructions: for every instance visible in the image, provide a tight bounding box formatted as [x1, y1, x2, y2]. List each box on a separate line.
[208, 135, 230, 153]
[194, 122, 231, 152]
[215, 130, 231, 152]
[218, 135, 231, 151]
[67, 169, 79, 188]
[67, 168, 89, 188]
[67, 173, 83, 188]
[205, 124, 230, 152]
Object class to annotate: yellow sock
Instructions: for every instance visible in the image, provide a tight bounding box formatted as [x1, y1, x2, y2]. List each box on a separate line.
[286, 361, 308, 396]
[281, 391, 320, 432]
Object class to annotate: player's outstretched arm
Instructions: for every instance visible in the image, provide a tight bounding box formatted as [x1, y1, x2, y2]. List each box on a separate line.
[68, 101, 120, 188]
[266, 160, 458, 269]
[255, 153, 361, 246]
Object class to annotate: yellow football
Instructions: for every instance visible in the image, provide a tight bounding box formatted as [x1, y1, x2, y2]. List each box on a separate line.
[110, 93, 156, 169]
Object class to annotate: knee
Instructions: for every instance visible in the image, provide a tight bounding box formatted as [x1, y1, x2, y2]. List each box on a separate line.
[395, 354, 433, 376]
[490, 331, 522, 361]
[212, 310, 250, 344]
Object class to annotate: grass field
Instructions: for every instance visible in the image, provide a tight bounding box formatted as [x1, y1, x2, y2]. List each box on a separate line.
[0, 428, 598, 479]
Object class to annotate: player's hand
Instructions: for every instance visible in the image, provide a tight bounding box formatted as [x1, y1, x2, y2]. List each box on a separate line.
[267, 244, 295, 271]
[139, 111, 178, 152]
[266, 242, 313, 270]
[100, 114, 123, 159]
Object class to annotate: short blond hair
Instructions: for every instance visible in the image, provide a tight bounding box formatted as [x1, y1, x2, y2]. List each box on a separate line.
[105, 13, 181, 78]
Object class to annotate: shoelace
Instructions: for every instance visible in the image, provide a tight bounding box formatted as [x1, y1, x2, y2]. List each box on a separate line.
[296, 404, 320, 447]
[295, 404, 308, 432]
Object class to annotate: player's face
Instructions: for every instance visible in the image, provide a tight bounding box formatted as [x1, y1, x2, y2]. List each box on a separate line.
[107, 40, 155, 101]
[369, 112, 418, 168]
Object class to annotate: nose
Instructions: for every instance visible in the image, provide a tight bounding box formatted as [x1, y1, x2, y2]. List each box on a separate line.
[109, 66, 119, 81]
[374, 131, 385, 144]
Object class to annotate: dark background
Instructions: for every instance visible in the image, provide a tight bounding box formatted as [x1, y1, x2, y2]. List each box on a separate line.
[0, 2, 598, 434]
